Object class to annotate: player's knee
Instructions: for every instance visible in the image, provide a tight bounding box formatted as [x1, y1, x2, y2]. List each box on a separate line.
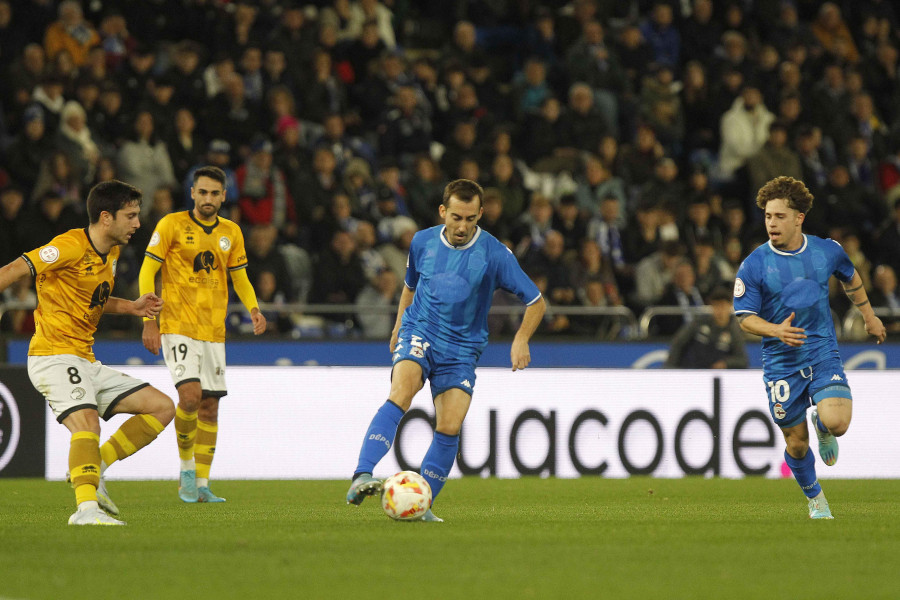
[198, 398, 219, 422]
[828, 418, 850, 437]
[784, 437, 809, 459]
[177, 388, 201, 411]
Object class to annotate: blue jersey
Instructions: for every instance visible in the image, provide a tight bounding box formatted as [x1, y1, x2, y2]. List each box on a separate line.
[733, 234, 855, 377]
[402, 225, 542, 358]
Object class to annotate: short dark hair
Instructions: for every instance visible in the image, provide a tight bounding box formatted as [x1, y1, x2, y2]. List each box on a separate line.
[442, 178, 484, 208]
[756, 176, 814, 214]
[193, 165, 227, 187]
[86, 180, 142, 223]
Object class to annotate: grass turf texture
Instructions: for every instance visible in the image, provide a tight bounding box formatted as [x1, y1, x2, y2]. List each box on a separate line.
[1, 477, 898, 600]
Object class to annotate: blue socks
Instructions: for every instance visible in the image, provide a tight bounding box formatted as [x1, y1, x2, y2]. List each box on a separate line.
[353, 401, 405, 479]
[814, 413, 829, 434]
[785, 448, 822, 498]
[421, 431, 459, 503]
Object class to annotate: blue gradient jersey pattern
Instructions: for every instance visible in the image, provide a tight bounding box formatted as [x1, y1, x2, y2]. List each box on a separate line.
[403, 225, 542, 359]
[733, 234, 855, 377]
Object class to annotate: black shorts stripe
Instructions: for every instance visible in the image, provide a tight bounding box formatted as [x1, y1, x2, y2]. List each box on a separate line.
[201, 389, 227, 399]
[57, 404, 98, 423]
[175, 378, 201, 389]
[102, 382, 151, 421]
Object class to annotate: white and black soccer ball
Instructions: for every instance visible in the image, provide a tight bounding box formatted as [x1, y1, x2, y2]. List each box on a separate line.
[381, 471, 432, 521]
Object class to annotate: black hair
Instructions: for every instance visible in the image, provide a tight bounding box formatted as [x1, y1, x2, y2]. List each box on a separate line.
[192, 165, 227, 187]
[86, 180, 142, 224]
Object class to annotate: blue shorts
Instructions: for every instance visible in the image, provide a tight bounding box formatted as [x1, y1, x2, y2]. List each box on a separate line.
[392, 328, 476, 399]
[762, 354, 852, 429]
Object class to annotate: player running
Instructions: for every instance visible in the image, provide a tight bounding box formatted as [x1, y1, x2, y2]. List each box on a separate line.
[140, 166, 266, 503]
[733, 176, 886, 519]
[346, 179, 546, 521]
[0, 180, 175, 525]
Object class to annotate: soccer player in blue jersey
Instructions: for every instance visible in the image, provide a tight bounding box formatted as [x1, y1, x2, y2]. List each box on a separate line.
[345, 179, 546, 521]
[734, 176, 886, 519]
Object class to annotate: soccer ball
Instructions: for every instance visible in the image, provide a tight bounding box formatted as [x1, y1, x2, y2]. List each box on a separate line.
[381, 471, 432, 521]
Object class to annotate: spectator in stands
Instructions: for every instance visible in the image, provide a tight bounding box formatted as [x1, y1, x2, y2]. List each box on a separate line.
[311, 229, 367, 327]
[405, 155, 445, 229]
[664, 286, 748, 369]
[747, 122, 804, 194]
[565, 20, 624, 133]
[54, 100, 100, 186]
[717, 84, 775, 181]
[117, 110, 177, 218]
[654, 259, 706, 336]
[440, 120, 480, 180]
[869, 265, 900, 334]
[31, 149, 81, 209]
[19, 189, 81, 250]
[485, 154, 527, 221]
[560, 82, 612, 153]
[575, 154, 627, 217]
[634, 240, 683, 307]
[31, 74, 66, 136]
[640, 2, 680, 68]
[205, 72, 260, 155]
[43, 0, 99, 68]
[117, 42, 156, 108]
[513, 193, 555, 258]
[5, 106, 51, 198]
[819, 164, 884, 237]
[245, 224, 294, 303]
[638, 157, 684, 214]
[551, 194, 588, 254]
[876, 198, 900, 276]
[811, 3, 859, 64]
[167, 107, 204, 186]
[619, 123, 665, 192]
[478, 187, 512, 246]
[521, 96, 568, 170]
[846, 134, 879, 193]
[237, 137, 297, 239]
[0, 185, 26, 265]
[692, 235, 729, 298]
[378, 85, 432, 168]
[170, 40, 206, 114]
[315, 113, 375, 176]
[355, 268, 399, 339]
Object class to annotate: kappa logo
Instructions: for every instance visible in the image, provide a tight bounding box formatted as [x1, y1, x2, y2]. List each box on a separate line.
[460, 379, 472, 388]
[830, 374, 843, 381]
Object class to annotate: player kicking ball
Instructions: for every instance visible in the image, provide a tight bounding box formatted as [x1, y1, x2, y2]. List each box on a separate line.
[734, 176, 886, 519]
[346, 179, 546, 521]
[0, 181, 175, 525]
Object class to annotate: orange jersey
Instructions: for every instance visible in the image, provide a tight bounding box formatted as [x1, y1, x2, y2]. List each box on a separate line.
[144, 211, 248, 342]
[23, 228, 121, 362]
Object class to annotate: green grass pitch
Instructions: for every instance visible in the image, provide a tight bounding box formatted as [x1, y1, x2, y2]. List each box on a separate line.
[1, 477, 898, 600]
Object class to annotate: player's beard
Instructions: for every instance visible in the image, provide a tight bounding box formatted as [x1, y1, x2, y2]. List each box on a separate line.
[197, 204, 218, 220]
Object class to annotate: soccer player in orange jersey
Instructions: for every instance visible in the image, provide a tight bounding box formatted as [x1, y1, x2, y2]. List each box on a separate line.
[140, 166, 266, 503]
[0, 180, 176, 526]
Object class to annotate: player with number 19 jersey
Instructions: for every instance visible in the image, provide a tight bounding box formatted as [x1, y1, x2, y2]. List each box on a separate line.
[402, 225, 541, 360]
[733, 234, 855, 378]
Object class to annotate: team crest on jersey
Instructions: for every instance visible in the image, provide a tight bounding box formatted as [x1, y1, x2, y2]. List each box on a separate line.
[410, 347, 425, 358]
[39, 246, 59, 264]
[773, 403, 786, 420]
[89, 281, 111, 309]
[219, 236, 231, 251]
[148, 231, 160, 247]
[733, 278, 745, 297]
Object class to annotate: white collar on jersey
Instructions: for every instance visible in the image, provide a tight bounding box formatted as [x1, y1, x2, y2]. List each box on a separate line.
[439, 225, 482, 250]
[768, 233, 808, 256]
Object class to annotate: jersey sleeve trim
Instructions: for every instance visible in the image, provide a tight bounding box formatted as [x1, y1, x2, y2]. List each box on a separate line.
[733, 309, 758, 315]
[525, 293, 543, 306]
[21, 254, 36, 276]
[227, 263, 249, 272]
[144, 251, 164, 263]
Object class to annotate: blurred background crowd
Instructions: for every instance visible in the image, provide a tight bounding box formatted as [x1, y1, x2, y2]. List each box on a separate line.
[1, 0, 900, 341]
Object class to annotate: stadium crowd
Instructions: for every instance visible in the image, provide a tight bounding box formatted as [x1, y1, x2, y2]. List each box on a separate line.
[1, 0, 900, 340]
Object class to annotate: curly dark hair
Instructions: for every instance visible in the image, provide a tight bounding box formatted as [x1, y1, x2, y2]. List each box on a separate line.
[755, 176, 814, 214]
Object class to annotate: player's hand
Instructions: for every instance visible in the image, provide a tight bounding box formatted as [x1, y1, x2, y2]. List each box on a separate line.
[865, 315, 887, 344]
[133, 293, 163, 318]
[142, 319, 161, 355]
[250, 308, 267, 335]
[775, 312, 806, 347]
[511, 338, 531, 371]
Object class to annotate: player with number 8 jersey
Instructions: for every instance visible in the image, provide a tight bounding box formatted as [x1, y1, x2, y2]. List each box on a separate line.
[0, 180, 175, 525]
[140, 166, 266, 504]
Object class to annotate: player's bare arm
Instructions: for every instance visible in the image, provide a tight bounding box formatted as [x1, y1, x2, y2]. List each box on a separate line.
[511, 297, 546, 371]
[0, 257, 30, 293]
[738, 312, 807, 347]
[390, 285, 415, 352]
[841, 271, 887, 344]
[105, 293, 164, 317]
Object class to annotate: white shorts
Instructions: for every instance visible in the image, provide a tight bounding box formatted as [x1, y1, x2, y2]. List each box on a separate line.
[161, 333, 227, 398]
[27, 355, 149, 423]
